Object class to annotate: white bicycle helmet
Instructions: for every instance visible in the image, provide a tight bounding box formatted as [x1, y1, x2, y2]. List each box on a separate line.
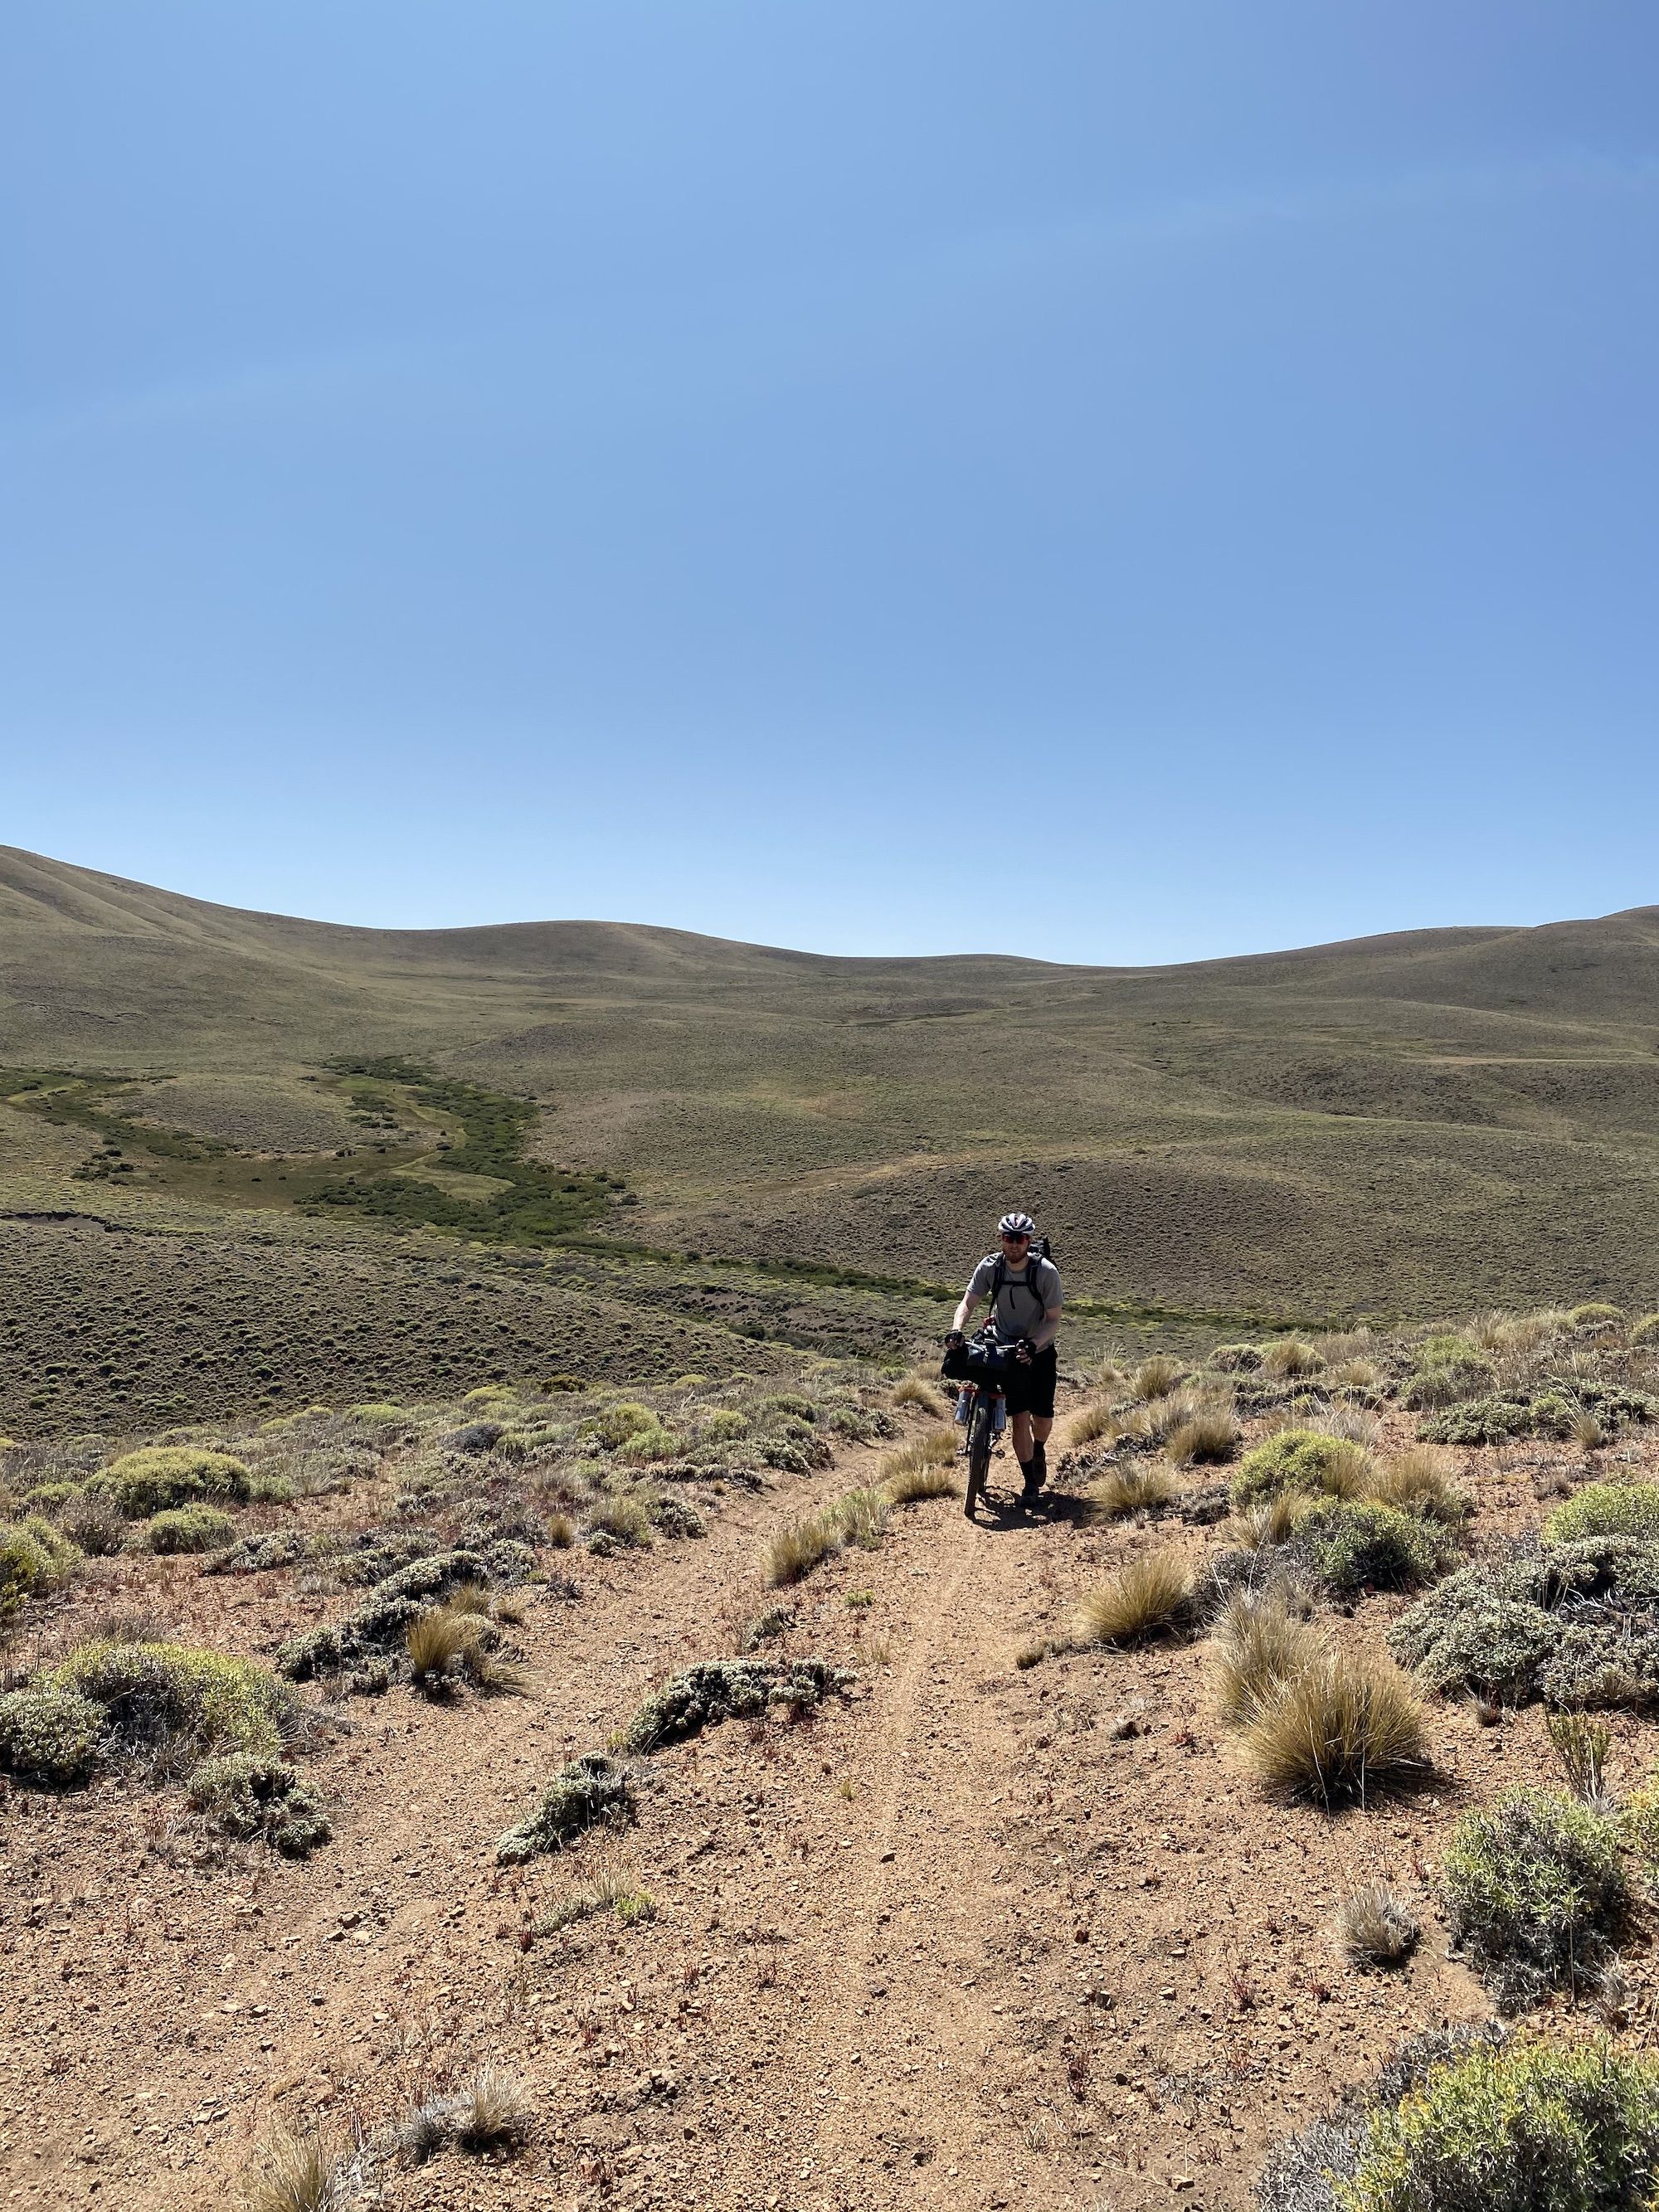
[998, 1212, 1037, 1239]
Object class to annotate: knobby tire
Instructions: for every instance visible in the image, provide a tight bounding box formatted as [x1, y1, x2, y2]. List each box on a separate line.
[965, 1395, 994, 1519]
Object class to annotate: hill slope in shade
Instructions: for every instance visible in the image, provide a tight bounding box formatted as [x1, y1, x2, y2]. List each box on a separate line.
[4, 843, 1659, 1338]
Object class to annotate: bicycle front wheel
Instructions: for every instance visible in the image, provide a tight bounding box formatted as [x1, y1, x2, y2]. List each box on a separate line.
[965, 1396, 994, 1518]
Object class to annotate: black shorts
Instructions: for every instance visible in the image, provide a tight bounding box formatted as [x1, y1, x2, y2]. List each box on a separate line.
[1002, 1344, 1057, 1421]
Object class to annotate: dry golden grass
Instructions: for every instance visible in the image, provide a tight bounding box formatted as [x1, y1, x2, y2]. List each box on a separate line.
[1130, 1355, 1185, 1402]
[1260, 1337, 1325, 1379]
[1139, 1390, 1198, 1443]
[1091, 1461, 1179, 1519]
[1227, 1490, 1318, 1550]
[545, 1512, 576, 1548]
[453, 2065, 531, 2152]
[1332, 1880, 1419, 1967]
[1204, 1589, 1322, 1726]
[1233, 1646, 1428, 1805]
[406, 1606, 484, 1681]
[1366, 1446, 1465, 1521]
[883, 1458, 957, 1505]
[1166, 1407, 1238, 1466]
[1327, 1358, 1384, 1394]
[766, 1478, 902, 1585]
[891, 1374, 948, 1417]
[1074, 1550, 1194, 1646]
[1065, 1400, 1118, 1450]
[241, 2128, 343, 2212]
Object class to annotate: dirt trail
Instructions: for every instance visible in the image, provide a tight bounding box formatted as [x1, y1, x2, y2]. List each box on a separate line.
[1, 1415, 1517, 2212]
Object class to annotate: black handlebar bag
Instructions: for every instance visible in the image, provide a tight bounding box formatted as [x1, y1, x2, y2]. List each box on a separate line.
[941, 1330, 1020, 1385]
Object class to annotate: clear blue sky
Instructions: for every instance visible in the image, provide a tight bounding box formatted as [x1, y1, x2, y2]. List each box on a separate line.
[4, 3, 1657, 962]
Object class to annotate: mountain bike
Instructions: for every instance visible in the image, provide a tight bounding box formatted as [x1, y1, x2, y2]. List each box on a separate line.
[944, 1326, 1018, 1520]
[959, 1375, 1008, 1519]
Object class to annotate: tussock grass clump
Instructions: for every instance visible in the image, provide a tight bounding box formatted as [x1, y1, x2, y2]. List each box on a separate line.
[1631, 1314, 1659, 1347]
[1208, 1342, 1262, 1373]
[452, 2067, 532, 2153]
[1443, 1785, 1630, 2010]
[1345, 2037, 1659, 2212]
[1166, 1407, 1239, 1466]
[406, 1604, 524, 1698]
[1130, 1355, 1185, 1402]
[1367, 1446, 1466, 1523]
[1074, 1550, 1195, 1646]
[891, 1375, 947, 1417]
[537, 1868, 657, 1934]
[1091, 1461, 1178, 1520]
[1546, 1709, 1613, 1807]
[187, 1751, 331, 1856]
[241, 2127, 344, 2212]
[90, 1446, 251, 1517]
[139, 1504, 236, 1555]
[588, 1492, 654, 1548]
[496, 1752, 637, 1863]
[1333, 1880, 1420, 1969]
[879, 1427, 957, 1504]
[1232, 1428, 1371, 1508]
[1546, 1482, 1659, 1544]
[1065, 1400, 1118, 1450]
[1233, 1646, 1428, 1805]
[1228, 1489, 1318, 1551]
[1259, 1338, 1324, 1379]
[1205, 1590, 1323, 1728]
[766, 1478, 901, 1586]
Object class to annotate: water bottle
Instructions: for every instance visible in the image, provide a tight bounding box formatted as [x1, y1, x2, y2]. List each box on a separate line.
[954, 1386, 972, 1426]
[992, 1397, 1007, 1435]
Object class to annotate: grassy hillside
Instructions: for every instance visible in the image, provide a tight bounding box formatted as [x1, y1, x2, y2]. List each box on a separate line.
[4, 843, 1659, 1435]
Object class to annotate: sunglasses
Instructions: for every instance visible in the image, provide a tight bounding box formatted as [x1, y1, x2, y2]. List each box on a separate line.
[1000, 1232, 1030, 1245]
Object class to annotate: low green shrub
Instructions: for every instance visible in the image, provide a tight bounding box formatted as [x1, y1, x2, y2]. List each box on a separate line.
[1346, 2036, 1659, 2212]
[276, 1548, 489, 1683]
[1232, 1429, 1370, 1508]
[1631, 1314, 1659, 1347]
[1569, 1302, 1626, 1334]
[1442, 1785, 1629, 2010]
[1546, 1483, 1659, 1545]
[620, 1657, 851, 1752]
[21, 1482, 79, 1516]
[0, 1685, 105, 1783]
[496, 1753, 637, 1864]
[1297, 1501, 1457, 1597]
[1208, 1342, 1262, 1372]
[139, 1505, 236, 1555]
[1401, 1341, 1497, 1410]
[89, 1446, 251, 1517]
[0, 1516, 80, 1616]
[49, 1639, 298, 1767]
[581, 1402, 656, 1449]
[616, 1423, 680, 1466]
[187, 1752, 331, 1856]
[1418, 1396, 1533, 1446]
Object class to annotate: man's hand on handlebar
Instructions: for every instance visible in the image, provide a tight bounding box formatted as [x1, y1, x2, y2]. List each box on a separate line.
[944, 1329, 966, 1348]
[1013, 1339, 1035, 1364]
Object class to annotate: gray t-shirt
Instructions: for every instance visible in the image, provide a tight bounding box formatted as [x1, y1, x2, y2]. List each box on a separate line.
[964, 1252, 1062, 1349]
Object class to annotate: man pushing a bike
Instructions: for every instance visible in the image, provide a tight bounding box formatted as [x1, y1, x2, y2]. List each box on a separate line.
[946, 1211, 1063, 1501]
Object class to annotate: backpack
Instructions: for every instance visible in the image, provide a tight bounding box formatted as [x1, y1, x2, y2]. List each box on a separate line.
[985, 1236, 1055, 1326]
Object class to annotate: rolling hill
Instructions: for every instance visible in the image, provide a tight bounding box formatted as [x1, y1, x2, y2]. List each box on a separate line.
[4, 843, 1659, 1434]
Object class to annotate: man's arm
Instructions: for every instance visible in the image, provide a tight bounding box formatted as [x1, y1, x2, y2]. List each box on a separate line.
[1028, 1262, 1063, 1352]
[951, 1259, 992, 1335]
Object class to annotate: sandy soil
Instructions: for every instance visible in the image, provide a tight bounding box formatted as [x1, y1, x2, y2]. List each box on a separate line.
[3, 1411, 1647, 2212]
